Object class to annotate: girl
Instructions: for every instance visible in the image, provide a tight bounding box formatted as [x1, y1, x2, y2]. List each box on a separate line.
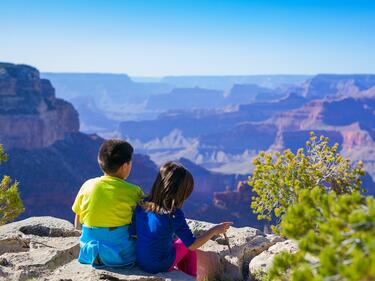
[134, 161, 232, 277]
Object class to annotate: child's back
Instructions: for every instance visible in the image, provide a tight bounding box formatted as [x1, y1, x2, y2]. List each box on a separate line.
[73, 176, 142, 227]
[72, 140, 143, 268]
[134, 162, 232, 278]
[135, 205, 195, 273]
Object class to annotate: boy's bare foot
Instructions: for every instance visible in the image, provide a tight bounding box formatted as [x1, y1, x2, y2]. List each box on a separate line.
[94, 255, 103, 266]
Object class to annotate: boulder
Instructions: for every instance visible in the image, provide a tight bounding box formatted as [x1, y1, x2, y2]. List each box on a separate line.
[249, 240, 298, 278]
[187, 220, 279, 281]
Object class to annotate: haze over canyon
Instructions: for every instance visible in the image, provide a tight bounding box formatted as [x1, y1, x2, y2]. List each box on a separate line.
[1, 62, 375, 229]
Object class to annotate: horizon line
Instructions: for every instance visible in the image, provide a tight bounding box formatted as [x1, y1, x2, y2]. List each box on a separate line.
[41, 71, 375, 78]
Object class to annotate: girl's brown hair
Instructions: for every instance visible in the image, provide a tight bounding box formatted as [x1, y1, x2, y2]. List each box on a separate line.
[142, 161, 194, 214]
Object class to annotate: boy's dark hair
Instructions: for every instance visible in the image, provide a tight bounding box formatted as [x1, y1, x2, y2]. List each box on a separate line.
[98, 140, 134, 174]
[142, 161, 194, 214]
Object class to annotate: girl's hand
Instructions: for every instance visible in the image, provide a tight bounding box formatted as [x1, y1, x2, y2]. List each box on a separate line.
[212, 222, 233, 235]
[188, 221, 233, 250]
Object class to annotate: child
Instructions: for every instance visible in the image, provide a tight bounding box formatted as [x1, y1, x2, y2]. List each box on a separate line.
[134, 161, 232, 277]
[72, 139, 143, 268]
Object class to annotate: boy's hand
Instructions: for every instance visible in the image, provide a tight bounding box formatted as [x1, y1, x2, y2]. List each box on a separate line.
[211, 222, 233, 235]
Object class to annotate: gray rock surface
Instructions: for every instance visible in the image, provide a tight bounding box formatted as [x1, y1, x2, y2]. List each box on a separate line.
[249, 240, 298, 277]
[0, 217, 193, 281]
[0, 217, 283, 281]
[187, 220, 280, 281]
[0, 216, 81, 238]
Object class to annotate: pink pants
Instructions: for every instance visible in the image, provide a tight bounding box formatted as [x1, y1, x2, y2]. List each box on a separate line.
[168, 239, 197, 277]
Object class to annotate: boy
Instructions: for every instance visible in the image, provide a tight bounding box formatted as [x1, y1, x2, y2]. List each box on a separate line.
[72, 139, 143, 267]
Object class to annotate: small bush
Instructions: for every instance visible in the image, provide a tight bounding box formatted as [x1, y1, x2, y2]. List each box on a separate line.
[249, 132, 374, 281]
[249, 132, 364, 231]
[0, 144, 24, 225]
[267, 188, 375, 281]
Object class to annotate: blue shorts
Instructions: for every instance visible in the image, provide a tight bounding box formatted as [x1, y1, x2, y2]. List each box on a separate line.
[79, 224, 135, 268]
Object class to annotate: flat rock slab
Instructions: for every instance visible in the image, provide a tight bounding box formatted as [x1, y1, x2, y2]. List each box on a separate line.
[44, 259, 195, 281]
[0, 216, 81, 237]
[0, 217, 194, 281]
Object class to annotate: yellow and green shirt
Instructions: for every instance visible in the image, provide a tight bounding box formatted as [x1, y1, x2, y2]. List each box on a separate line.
[72, 175, 144, 227]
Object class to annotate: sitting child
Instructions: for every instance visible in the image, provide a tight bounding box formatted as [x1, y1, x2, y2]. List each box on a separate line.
[72, 139, 143, 268]
[134, 161, 232, 277]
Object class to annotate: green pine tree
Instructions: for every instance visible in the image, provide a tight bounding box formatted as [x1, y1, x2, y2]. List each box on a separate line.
[0, 144, 24, 225]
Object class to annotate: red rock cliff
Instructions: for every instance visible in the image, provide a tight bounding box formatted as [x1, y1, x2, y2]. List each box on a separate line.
[0, 63, 79, 149]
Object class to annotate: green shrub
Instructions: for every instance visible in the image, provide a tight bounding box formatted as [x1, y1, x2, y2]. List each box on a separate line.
[267, 188, 375, 281]
[0, 144, 24, 225]
[249, 132, 364, 231]
[249, 132, 374, 281]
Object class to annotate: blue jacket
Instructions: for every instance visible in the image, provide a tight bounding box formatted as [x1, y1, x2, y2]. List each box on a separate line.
[134, 205, 196, 273]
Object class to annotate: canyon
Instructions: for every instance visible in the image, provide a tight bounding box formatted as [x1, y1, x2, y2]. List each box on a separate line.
[1, 62, 375, 230]
[0, 63, 249, 228]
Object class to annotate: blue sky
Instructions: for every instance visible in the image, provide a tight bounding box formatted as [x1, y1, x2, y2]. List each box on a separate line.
[0, 0, 374, 76]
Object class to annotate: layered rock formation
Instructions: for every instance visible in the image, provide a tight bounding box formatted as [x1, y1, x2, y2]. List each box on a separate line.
[181, 174, 262, 229]
[160, 75, 310, 90]
[119, 93, 308, 177]
[266, 96, 375, 188]
[0, 131, 243, 224]
[226, 84, 280, 104]
[0, 63, 245, 226]
[213, 181, 250, 210]
[0, 216, 290, 281]
[0, 63, 79, 150]
[119, 75, 375, 175]
[302, 74, 375, 99]
[0, 132, 160, 221]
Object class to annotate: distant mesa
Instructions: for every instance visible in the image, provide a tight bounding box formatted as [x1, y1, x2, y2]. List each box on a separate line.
[160, 75, 311, 91]
[146, 87, 224, 111]
[226, 83, 281, 103]
[0, 63, 79, 149]
[303, 74, 375, 99]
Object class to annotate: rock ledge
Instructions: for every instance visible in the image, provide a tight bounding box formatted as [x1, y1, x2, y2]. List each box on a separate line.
[0, 217, 293, 281]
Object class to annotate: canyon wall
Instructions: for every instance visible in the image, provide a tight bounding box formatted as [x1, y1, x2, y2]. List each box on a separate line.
[0, 63, 79, 149]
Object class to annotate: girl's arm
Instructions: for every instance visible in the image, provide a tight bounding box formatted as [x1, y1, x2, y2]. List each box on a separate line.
[188, 222, 233, 250]
[74, 214, 81, 230]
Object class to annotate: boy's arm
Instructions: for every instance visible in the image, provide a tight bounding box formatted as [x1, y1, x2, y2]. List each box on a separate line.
[138, 186, 145, 200]
[72, 182, 86, 230]
[74, 214, 81, 230]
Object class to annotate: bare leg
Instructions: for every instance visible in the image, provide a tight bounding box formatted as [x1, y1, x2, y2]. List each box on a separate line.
[197, 250, 221, 281]
[176, 250, 197, 277]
